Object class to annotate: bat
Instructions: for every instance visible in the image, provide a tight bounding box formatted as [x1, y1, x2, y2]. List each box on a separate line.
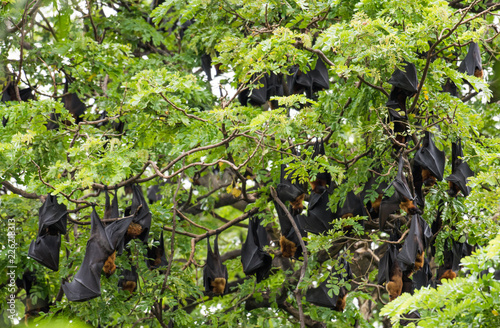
[459, 42, 483, 79]
[287, 56, 329, 99]
[304, 189, 333, 235]
[2, 81, 35, 126]
[379, 156, 422, 230]
[436, 239, 472, 282]
[46, 78, 87, 130]
[309, 58, 330, 94]
[147, 230, 168, 271]
[118, 264, 139, 294]
[436, 241, 457, 282]
[309, 139, 331, 194]
[305, 258, 352, 311]
[96, 110, 125, 134]
[62, 207, 134, 301]
[266, 73, 284, 109]
[385, 61, 418, 145]
[238, 75, 268, 106]
[397, 215, 432, 273]
[378, 226, 403, 301]
[446, 140, 474, 197]
[147, 183, 165, 204]
[412, 161, 425, 208]
[287, 65, 312, 96]
[442, 79, 459, 97]
[203, 234, 228, 296]
[388, 61, 419, 100]
[124, 184, 152, 244]
[412, 257, 433, 290]
[28, 194, 68, 271]
[360, 176, 388, 220]
[276, 159, 306, 214]
[414, 131, 446, 186]
[201, 53, 213, 81]
[241, 216, 272, 282]
[275, 199, 307, 258]
[16, 270, 50, 320]
[335, 190, 367, 221]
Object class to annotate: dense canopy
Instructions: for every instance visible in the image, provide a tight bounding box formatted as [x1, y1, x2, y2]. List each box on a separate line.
[1, 0, 500, 327]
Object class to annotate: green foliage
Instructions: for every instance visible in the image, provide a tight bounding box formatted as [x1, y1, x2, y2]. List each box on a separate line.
[1, 0, 500, 327]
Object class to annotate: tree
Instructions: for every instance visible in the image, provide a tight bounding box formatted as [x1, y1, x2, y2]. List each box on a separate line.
[1, 0, 500, 327]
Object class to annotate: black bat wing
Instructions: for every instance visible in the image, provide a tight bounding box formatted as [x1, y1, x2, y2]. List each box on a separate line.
[412, 162, 425, 208]
[414, 132, 446, 181]
[203, 235, 228, 294]
[388, 62, 418, 95]
[130, 184, 152, 243]
[147, 184, 164, 204]
[309, 58, 330, 92]
[335, 191, 367, 219]
[413, 258, 432, 290]
[306, 273, 339, 309]
[379, 192, 401, 231]
[397, 215, 424, 271]
[276, 164, 304, 203]
[393, 156, 414, 201]
[287, 65, 312, 95]
[458, 42, 482, 76]
[446, 162, 474, 197]
[305, 191, 333, 234]
[451, 141, 464, 172]
[442, 79, 459, 97]
[62, 208, 114, 301]
[38, 194, 68, 234]
[241, 217, 272, 281]
[201, 54, 212, 81]
[147, 230, 168, 270]
[28, 233, 61, 271]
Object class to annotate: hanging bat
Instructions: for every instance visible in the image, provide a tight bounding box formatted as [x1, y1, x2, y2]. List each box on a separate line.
[379, 156, 422, 230]
[305, 258, 352, 311]
[378, 225, 403, 301]
[304, 188, 333, 235]
[124, 184, 152, 244]
[412, 161, 425, 209]
[203, 234, 228, 296]
[360, 175, 388, 220]
[334, 190, 367, 221]
[275, 199, 307, 258]
[2, 81, 35, 125]
[412, 257, 433, 290]
[459, 42, 483, 79]
[118, 264, 139, 294]
[287, 65, 312, 96]
[442, 79, 459, 97]
[436, 241, 457, 283]
[308, 57, 330, 96]
[16, 270, 50, 320]
[62, 207, 134, 302]
[147, 230, 168, 271]
[147, 183, 165, 204]
[201, 53, 213, 81]
[397, 215, 432, 273]
[276, 159, 306, 214]
[28, 194, 68, 271]
[414, 131, 446, 187]
[46, 78, 87, 130]
[266, 72, 284, 109]
[241, 216, 272, 282]
[446, 140, 474, 197]
[238, 75, 268, 107]
[309, 139, 331, 194]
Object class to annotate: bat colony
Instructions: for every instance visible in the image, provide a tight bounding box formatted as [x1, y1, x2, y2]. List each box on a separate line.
[5, 39, 482, 323]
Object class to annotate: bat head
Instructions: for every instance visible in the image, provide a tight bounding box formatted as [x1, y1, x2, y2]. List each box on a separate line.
[211, 278, 226, 295]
